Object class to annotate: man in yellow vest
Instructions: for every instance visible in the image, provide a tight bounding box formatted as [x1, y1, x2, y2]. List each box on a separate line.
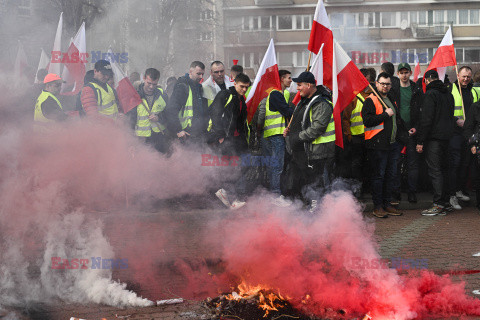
[283, 71, 335, 212]
[362, 72, 408, 218]
[80, 60, 119, 120]
[256, 70, 293, 207]
[339, 67, 375, 198]
[447, 66, 479, 210]
[128, 68, 169, 153]
[165, 61, 208, 144]
[34, 73, 68, 130]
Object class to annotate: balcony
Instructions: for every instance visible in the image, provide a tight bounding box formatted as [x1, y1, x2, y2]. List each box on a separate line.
[254, 0, 293, 5]
[225, 29, 277, 45]
[411, 23, 451, 39]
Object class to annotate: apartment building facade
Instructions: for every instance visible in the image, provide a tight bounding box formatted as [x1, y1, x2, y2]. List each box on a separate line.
[221, 0, 480, 76]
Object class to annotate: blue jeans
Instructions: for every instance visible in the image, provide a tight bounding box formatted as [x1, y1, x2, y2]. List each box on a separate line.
[368, 142, 402, 209]
[262, 135, 285, 194]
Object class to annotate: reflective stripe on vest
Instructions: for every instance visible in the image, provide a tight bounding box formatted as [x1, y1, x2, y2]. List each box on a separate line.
[364, 93, 384, 140]
[135, 88, 167, 137]
[89, 82, 119, 118]
[263, 89, 288, 138]
[207, 94, 234, 132]
[350, 94, 365, 135]
[310, 98, 335, 144]
[451, 84, 479, 119]
[179, 87, 193, 130]
[34, 91, 63, 123]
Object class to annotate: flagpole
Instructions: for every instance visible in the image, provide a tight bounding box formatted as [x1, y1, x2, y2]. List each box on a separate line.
[306, 52, 312, 72]
[368, 84, 389, 110]
[454, 64, 466, 120]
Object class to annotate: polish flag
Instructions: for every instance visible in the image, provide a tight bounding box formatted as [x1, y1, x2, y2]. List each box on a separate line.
[14, 41, 28, 87]
[48, 12, 63, 76]
[61, 22, 87, 95]
[332, 40, 369, 148]
[423, 26, 456, 91]
[291, 45, 324, 106]
[413, 56, 421, 83]
[34, 48, 50, 84]
[108, 48, 142, 114]
[245, 39, 281, 123]
[308, 0, 333, 89]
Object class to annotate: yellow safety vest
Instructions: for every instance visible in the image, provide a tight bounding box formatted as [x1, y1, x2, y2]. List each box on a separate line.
[350, 94, 365, 136]
[135, 88, 167, 137]
[263, 89, 289, 138]
[88, 82, 119, 118]
[34, 91, 63, 132]
[451, 84, 479, 119]
[207, 94, 233, 132]
[310, 97, 335, 144]
[179, 87, 193, 130]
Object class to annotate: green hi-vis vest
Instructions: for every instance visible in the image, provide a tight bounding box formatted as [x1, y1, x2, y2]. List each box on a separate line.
[34, 91, 63, 132]
[135, 88, 167, 137]
[451, 84, 479, 119]
[89, 82, 119, 118]
[207, 94, 234, 132]
[350, 94, 365, 136]
[310, 97, 335, 144]
[263, 89, 290, 138]
[179, 87, 193, 130]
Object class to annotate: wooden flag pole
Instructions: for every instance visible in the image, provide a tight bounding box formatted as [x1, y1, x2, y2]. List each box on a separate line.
[368, 84, 389, 110]
[454, 64, 466, 120]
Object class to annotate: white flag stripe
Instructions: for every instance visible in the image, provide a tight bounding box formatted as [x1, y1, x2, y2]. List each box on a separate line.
[313, 0, 331, 29]
[245, 38, 277, 104]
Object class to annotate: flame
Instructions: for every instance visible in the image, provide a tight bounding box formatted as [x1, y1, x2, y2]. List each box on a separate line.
[225, 281, 290, 317]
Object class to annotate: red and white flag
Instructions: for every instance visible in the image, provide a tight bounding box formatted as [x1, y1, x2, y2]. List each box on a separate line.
[332, 40, 369, 148]
[61, 22, 87, 95]
[245, 39, 281, 123]
[48, 12, 63, 76]
[425, 26, 456, 84]
[291, 45, 324, 106]
[108, 49, 142, 114]
[413, 56, 421, 83]
[34, 48, 50, 84]
[308, 0, 333, 89]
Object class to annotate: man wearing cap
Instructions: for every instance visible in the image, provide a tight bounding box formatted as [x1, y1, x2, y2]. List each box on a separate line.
[390, 62, 424, 204]
[80, 59, 119, 119]
[362, 72, 408, 218]
[416, 70, 455, 216]
[34, 73, 68, 130]
[283, 71, 335, 212]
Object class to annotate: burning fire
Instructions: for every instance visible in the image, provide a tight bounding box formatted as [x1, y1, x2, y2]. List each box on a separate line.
[225, 281, 290, 317]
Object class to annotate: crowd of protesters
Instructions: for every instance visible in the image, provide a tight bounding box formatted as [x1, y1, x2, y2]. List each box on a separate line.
[33, 58, 480, 217]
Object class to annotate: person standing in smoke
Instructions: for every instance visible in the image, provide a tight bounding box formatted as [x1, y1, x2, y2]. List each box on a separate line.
[416, 70, 455, 216]
[165, 61, 209, 146]
[127, 68, 169, 153]
[362, 72, 407, 218]
[34, 73, 68, 131]
[202, 61, 233, 106]
[209, 73, 251, 210]
[283, 71, 335, 213]
[80, 60, 120, 120]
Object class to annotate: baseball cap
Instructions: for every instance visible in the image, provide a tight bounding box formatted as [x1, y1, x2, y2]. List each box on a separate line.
[424, 69, 439, 79]
[397, 63, 411, 72]
[43, 73, 65, 84]
[292, 71, 316, 84]
[94, 59, 113, 75]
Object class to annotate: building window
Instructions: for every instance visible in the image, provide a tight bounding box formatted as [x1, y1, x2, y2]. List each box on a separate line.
[434, 10, 444, 24]
[416, 48, 428, 63]
[277, 15, 293, 30]
[418, 11, 427, 25]
[330, 13, 344, 27]
[17, 0, 31, 16]
[465, 48, 480, 62]
[447, 10, 457, 24]
[261, 16, 272, 30]
[201, 10, 214, 20]
[199, 31, 213, 41]
[459, 10, 468, 24]
[381, 12, 397, 27]
[470, 10, 479, 24]
[278, 52, 293, 67]
[456, 48, 464, 63]
[294, 14, 313, 30]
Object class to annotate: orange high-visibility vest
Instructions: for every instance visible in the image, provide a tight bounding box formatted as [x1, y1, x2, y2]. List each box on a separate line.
[364, 93, 385, 140]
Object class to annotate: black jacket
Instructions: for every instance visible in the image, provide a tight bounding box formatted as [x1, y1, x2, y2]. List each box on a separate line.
[464, 101, 480, 141]
[416, 80, 455, 144]
[208, 86, 248, 150]
[165, 75, 208, 137]
[362, 89, 408, 150]
[390, 80, 424, 130]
